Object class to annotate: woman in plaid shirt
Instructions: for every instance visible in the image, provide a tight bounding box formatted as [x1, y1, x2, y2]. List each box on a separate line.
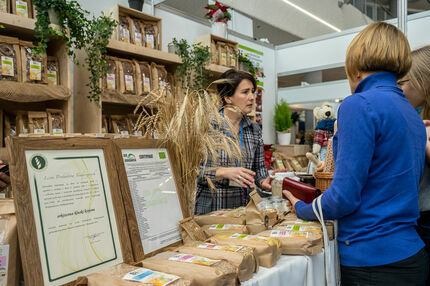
[195, 70, 273, 215]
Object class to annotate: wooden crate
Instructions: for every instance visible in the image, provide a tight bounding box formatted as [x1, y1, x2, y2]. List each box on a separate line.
[104, 4, 162, 50]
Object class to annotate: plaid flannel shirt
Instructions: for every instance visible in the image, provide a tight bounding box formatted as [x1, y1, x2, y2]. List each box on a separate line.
[313, 129, 334, 148]
[195, 115, 269, 215]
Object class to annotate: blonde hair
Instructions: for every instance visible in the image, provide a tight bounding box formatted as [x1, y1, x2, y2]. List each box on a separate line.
[345, 22, 411, 80]
[409, 46, 430, 120]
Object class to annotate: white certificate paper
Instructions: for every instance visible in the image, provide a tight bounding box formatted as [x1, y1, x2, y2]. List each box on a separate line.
[122, 148, 183, 254]
[25, 149, 123, 286]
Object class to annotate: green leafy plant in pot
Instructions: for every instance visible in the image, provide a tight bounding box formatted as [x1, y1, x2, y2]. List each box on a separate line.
[32, 0, 117, 103]
[274, 99, 293, 145]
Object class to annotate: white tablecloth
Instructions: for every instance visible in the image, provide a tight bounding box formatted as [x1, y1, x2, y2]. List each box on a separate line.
[242, 240, 337, 286]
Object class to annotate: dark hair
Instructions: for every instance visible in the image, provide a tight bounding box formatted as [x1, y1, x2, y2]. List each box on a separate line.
[217, 69, 257, 105]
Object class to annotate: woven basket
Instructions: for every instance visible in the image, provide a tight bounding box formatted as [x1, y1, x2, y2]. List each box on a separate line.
[315, 172, 334, 192]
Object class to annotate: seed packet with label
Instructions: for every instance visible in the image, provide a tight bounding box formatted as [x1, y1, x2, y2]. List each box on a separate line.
[218, 42, 228, 66]
[142, 22, 158, 49]
[28, 111, 48, 134]
[13, 0, 31, 18]
[119, 16, 131, 43]
[0, 36, 21, 82]
[47, 56, 58, 86]
[103, 57, 118, 90]
[136, 61, 152, 95]
[46, 109, 65, 135]
[131, 19, 143, 46]
[228, 45, 237, 68]
[119, 59, 136, 95]
[20, 41, 46, 83]
[123, 267, 180, 285]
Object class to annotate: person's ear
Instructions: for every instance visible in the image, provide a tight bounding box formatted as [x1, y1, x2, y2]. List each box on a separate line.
[225, 97, 232, 104]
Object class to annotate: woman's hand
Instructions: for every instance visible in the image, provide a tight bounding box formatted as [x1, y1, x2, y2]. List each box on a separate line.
[216, 167, 255, 188]
[283, 190, 302, 213]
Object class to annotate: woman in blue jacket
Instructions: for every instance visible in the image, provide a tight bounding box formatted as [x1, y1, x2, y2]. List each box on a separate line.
[285, 22, 428, 285]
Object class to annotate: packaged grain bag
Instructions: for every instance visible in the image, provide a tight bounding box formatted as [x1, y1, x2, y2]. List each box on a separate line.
[0, 36, 21, 82]
[210, 233, 280, 268]
[103, 57, 118, 91]
[202, 224, 248, 237]
[75, 263, 191, 286]
[119, 59, 136, 95]
[135, 61, 152, 95]
[12, 0, 31, 18]
[0, 0, 8, 13]
[257, 229, 323, 256]
[131, 18, 143, 46]
[179, 217, 207, 244]
[218, 42, 228, 66]
[278, 212, 334, 240]
[194, 207, 246, 226]
[137, 251, 238, 286]
[111, 115, 130, 135]
[119, 16, 131, 43]
[175, 241, 258, 282]
[46, 56, 58, 86]
[20, 40, 46, 83]
[28, 111, 47, 134]
[46, 108, 65, 135]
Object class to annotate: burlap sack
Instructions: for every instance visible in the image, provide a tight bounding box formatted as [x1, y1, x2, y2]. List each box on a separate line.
[258, 229, 323, 256]
[0, 199, 21, 286]
[194, 207, 246, 226]
[278, 212, 334, 240]
[202, 224, 248, 237]
[137, 251, 239, 286]
[75, 263, 190, 286]
[209, 233, 280, 268]
[179, 217, 207, 244]
[175, 241, 258, 282]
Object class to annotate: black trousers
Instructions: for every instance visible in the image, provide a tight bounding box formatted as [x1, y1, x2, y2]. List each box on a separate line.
[341, 248, 429, 286]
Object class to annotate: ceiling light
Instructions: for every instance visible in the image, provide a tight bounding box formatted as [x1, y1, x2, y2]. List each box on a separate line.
[282, 0, 342, 32]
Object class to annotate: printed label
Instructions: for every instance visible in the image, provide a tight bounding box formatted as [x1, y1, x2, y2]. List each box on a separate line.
[197, 242, 243, 252]
[0, 194, 5, 199]
[52, 128, 63, 135]
[270, 230, 309, 238]
[29, 60, 42, 81]
[123, 267, 180, 285]
[101, 127, 107, 134]
[1, 56, 14, 77]
[133, 130, 143, 136]
[121, 28, 130, 43]
[135, 32, 143, 46]
[282, 225, 320, 232]
[0, 0, 7, 13]
[120, 130, 129, 135]
[208, 224, 243, 230]
[47, 70, 57, 85]
[168, 253, 219, 266]
[230, 55, 236, 67]
[125, 75, 134, 91]
[34, 129, 45, 134]
[106, 73, 116, 89]
[143, 75, 151, 92]
[229, 233, 269, 242]
[282, 219, 313, 224]
[21, 127, 28, 134]
[159, 80, 166, 90]
[145, 34, 155, 49]
[220, 52, 227, 65]
[0, 245, 9, 286]
[16, 0, 28, 17]
[276, 160, 285, 168]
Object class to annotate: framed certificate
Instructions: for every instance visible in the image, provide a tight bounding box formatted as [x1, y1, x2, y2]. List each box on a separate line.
[113, 138, 186, 261]
[7, 137, 133, 286]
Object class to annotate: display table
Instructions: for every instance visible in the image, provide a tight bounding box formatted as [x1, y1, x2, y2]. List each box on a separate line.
[243, 241, 337, 286]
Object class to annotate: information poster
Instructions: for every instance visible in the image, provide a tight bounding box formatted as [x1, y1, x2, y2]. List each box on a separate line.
[122, 148, 183, 254]
[25, 149, 123, 286]
[238, 44, 264, 127]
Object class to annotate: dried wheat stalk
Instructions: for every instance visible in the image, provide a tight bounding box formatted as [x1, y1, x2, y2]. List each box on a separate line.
[134, 86, 242, 216]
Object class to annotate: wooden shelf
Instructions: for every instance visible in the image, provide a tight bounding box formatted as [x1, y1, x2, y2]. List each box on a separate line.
[0, 12, 60, 40]
[107, 40, 181, 66]
[206, 64, 233, 78]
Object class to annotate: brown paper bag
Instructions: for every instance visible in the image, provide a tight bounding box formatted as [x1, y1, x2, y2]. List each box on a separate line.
[194, 207, 246, 226]
[142, 21, 158, 49]
[258, 229, 323, 256]
[179, 217, 207, 244]
[246, 190, 269, 234]
[202, 224, 248, 237]
[46, 108, 65, 135]
[0, 199, 21, 286]
[218, 42, 228, 66]
[130, 18, 143, 46]
[75, 263, 191, 286]
[118, 59, 136, 95]
[209, 233, 280, 268]
[227, 45, 237, 68]
[0, 0, 9, 13]
[278, 213, 334, 240]
[0, 35, 21, 82]
[20, 40, 47, 84]
[119, 16, 131, 43]
[135, 61, 152, 95]
[175, 241, 258, 282]
[102, 57, 118, 91]
[137, 251, 239, 286]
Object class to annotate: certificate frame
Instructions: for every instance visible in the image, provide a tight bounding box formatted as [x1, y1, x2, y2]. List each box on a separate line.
[6, 136, 134, 286]
[112, 138, 187, 261]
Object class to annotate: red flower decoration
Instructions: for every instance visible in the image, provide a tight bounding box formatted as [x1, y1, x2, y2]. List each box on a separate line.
[204, 2, 231, 22]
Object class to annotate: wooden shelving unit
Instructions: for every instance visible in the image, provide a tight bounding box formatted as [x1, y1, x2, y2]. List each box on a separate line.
[0, 12, 72, 161]
[73, 5, 181, 134]
[195, 34, 239, 79]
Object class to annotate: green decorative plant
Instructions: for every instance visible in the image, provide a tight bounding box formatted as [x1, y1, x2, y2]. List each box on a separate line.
[274, 99, 293, 132]
[171, 38, 211, 90]
[32, 0, 117, 103]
